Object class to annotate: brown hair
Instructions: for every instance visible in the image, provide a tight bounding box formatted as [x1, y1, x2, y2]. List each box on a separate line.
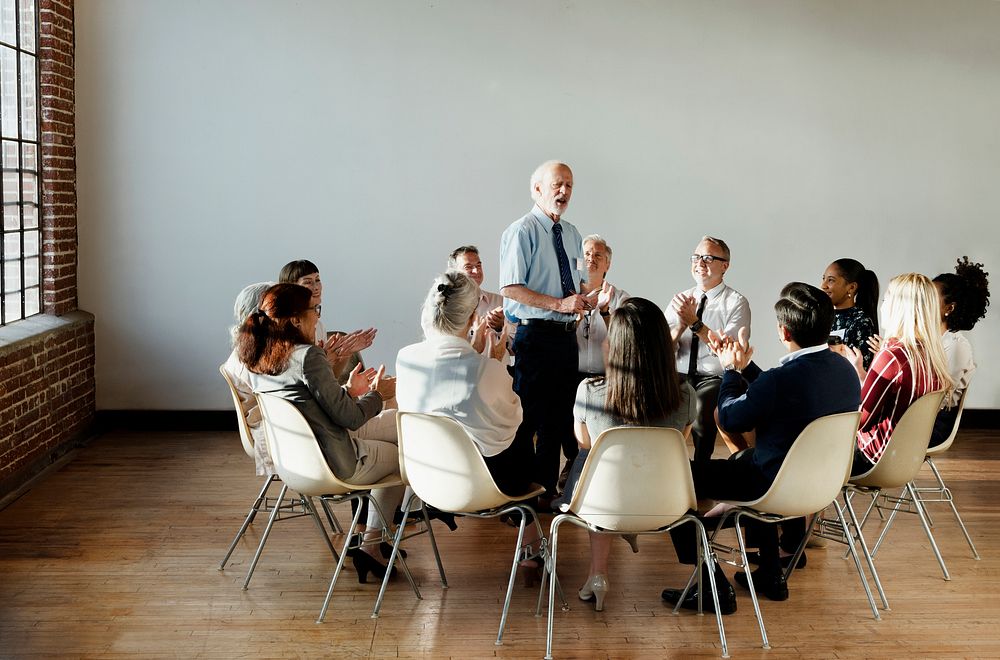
[278, 259, 319, 284]
[603, 297, 682, 425]
[236, 283, 312, 375]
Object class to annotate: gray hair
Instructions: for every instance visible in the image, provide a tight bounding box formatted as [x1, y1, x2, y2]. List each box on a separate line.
[230, 281, 274, 344]
[420, 271, 481, 338]
[701, 235, 731, 261]
[529, 160, 571, 198]
[583, 234, 612, 259]
[447, 245, 479, 270]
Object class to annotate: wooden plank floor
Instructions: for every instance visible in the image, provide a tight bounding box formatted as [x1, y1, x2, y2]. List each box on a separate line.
[0, 429, 998, 658]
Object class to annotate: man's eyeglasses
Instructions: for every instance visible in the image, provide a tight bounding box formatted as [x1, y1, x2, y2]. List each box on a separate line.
[691, 254, 729, 264]
[309, 304, 322, 315]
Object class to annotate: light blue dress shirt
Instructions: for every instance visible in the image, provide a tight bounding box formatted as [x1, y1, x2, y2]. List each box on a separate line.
[499, 205, 586, 322]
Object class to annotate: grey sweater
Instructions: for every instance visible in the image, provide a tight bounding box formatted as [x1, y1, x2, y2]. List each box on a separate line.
[248, 344, 383, 479]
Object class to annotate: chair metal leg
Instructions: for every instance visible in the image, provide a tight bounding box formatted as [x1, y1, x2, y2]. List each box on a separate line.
[317, 497, 366, 623]
[419, 503, 448, 587]
[544, 516, 566, 660]
[733, 511, 769, 649]
[924, 458, 980, 560]
[241, 482, 287, 590]
[532, 510, 567, 617]
[317, 497, 343, 534]
[832, 500, 880, 620]
[870, 487, 907, 558]
[909, 482, 951, 580]
[496, 506, 529, 646]
[696, 521, 729, 658]
[843, 490, 890, 610]
[219, 475, 277, 570]
[372, 493, 417, 619]
[301, 495, 339, 561]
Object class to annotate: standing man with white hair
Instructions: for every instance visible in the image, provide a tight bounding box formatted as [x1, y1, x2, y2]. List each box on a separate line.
[500, 160, 590, 503]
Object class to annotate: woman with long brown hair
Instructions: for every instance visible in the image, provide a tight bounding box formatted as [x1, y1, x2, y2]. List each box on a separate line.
[237, 282, 399, 583]
[561, 297, 696, 612]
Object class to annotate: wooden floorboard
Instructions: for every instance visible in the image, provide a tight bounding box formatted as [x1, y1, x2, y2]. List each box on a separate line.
[0, 429, 998, 658]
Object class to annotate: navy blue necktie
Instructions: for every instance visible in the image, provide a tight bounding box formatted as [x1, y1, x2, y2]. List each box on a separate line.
[551, 223, 576, 298]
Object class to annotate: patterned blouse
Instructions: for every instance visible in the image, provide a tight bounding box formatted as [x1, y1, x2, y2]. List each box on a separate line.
[831, 306, 877, 369]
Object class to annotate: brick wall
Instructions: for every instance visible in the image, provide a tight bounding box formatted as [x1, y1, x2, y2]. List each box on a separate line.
[0, 0, 93, 500]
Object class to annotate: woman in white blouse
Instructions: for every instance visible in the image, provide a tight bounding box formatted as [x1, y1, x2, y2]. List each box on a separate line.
[929, 257, 990, 446]
[396, 270, 526, 493]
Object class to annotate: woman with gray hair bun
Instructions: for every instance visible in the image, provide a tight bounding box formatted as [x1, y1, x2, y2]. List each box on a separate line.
[397, 271, 528, 493]
[222, 281, 276, 475]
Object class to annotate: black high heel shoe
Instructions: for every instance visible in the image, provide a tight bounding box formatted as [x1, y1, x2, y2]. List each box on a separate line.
[348, 549, 396, 584]
[350, 533, 406, 561]
[426, 507, 459, 531]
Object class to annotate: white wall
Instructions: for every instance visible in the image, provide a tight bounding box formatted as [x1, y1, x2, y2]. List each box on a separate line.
[75, 0, 1000, 410]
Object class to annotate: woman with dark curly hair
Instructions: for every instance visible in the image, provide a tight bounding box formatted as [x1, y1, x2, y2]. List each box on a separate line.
[929, 257, 990, 446]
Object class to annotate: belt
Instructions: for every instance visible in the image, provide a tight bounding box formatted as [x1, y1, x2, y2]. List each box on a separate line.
[519, 318, 578, 332]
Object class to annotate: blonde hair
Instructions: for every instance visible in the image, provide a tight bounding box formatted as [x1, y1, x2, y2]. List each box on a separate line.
[881, 273, 953, 396]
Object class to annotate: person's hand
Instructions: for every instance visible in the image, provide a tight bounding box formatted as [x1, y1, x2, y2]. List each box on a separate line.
[596, 280, 615, 313]
[705, 327, 728, 355]
[470, 315, 489, 353]
[486, 306, 505, 332]
[717, 327, 753, 371]
[867, 334, 883, 355]
[671, 293, 698, 326]
[346, 362, 377, 398]
[489, 327, 508, 362]
[556, 293, 592, 315]
[839, 344, 866, 380]
[370, 365, 396, 400]
[324, 328, 376, 371]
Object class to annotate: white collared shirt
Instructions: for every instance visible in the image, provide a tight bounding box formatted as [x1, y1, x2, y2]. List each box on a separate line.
[395, 334, 522, 457]
[469, 289, 515, 365]
[576, 282, 630, 374]
[778, 343, 829, 365]
[665, 282, 751, 377]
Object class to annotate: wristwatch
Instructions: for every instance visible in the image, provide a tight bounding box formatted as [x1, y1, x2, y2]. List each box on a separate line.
[724, 363, 742, 374]
[690, 320, 704, 334]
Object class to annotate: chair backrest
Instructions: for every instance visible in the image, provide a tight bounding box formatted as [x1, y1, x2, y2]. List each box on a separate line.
[566, 426, 696, 533]
[219, 364, 256, 461]
[852, 390, 947, 489]
[734, 411, 862, 517]
[255, 392, 354, 497]
[396, 412, 516, 513]
[928, 383, 970, 455]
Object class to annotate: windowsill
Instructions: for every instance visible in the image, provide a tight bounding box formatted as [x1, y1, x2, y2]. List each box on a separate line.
[0, 311, 94, 348]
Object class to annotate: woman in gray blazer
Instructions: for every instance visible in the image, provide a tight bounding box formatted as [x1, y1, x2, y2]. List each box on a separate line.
[237, 282, 399, 582]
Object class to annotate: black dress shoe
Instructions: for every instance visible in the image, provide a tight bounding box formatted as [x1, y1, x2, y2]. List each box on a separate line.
[661, 580, 737, 615]
[746, 550, 806, 570]
[734, 569, 789, 602]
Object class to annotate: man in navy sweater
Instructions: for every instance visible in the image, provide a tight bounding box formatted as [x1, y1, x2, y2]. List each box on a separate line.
[661, 282, 861, 613]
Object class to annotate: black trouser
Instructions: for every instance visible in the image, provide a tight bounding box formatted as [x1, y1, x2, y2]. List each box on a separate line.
[929, 406, 959, 448]
[688, 373, 722, 462]
[511, 322, 579, 495]
[669, 450, 783, 575]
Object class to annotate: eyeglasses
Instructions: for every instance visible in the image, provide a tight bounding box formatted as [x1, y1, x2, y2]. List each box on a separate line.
[308, 304, 322, 315]
[691, 254, 729, 264]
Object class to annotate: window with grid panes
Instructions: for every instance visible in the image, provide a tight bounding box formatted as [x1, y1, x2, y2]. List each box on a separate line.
[0, 0, 39, 325]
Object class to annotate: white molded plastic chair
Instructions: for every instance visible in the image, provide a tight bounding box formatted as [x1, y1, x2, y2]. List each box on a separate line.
[218, 366, 340, 589]
[847, 390, 950, 583]
[545, 427, 729, 659]
[712, 411, 875, 650]
[255, 393, 431, 622]
[374, 412, 565, 646]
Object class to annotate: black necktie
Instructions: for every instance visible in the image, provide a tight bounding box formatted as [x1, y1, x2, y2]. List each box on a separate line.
[551, 223, 576, 298]
[687, 294, 708, 376]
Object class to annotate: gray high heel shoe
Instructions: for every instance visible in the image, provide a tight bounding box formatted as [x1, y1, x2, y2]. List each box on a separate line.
[578, 574, 609, 611]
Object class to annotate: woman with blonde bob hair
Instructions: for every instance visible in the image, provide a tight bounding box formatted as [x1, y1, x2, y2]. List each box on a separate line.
[846, 273, 953, 475]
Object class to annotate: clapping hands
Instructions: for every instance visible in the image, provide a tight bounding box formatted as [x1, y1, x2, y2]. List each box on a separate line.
[324, 328, 377, 372]
[710, 326, 753, 372]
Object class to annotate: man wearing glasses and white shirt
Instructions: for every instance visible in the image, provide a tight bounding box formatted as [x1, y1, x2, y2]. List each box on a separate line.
[665, 236, 751, 461]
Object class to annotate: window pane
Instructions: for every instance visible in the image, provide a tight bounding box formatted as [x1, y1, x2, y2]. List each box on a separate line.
[21, 140, 34, 171]
[23, 255, 37, 285]
[3, 257, 21, 290]
[22, 226, 35, 256]
[3, 229, 18, 256]
[2, 170, 17, 202]
[0, 0, 15, 48]
[21, 200, 34, 228]
[4, 292, 22, 321]
[3, 205, 16, 229]
[19, 0, 34, 54]
[0, 45, 16, 139]
[19, 53, 34, 140]
[21, 169, 35, 202]
[1, 139, 16, 167]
